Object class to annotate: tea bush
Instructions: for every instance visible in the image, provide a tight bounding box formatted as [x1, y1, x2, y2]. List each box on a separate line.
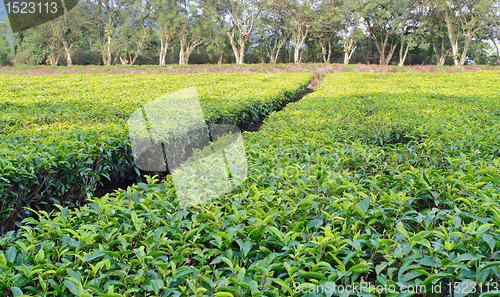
[0, 73, 313, 233]
[2, 71, 500, 296]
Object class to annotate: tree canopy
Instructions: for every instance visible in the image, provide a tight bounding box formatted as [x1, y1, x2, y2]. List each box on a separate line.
[1, 0, 499, 66]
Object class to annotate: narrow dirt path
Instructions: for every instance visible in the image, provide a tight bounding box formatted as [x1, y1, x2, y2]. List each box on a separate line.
[240, 72, 323, 133]
[93, 73, 324, 197]
[2, 64, 497, 75]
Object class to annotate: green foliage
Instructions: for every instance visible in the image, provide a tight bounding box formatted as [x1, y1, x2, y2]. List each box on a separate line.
[0, 73, 313, 233]
[2, 72, 500, 296]
[0, 23, 12, 66]
[11, 29, 51, 66]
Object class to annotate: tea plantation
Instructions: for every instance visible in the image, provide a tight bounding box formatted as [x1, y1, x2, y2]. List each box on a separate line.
[0, 73, 313, 234]
[1, 71, 500, 296]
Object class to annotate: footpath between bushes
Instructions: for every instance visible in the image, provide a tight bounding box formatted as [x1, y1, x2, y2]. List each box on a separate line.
[93, 73, 324, 197]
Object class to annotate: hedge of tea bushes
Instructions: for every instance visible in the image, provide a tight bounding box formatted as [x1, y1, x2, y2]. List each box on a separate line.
[0, 73, 313, 233]
[2, 71, 500, 296]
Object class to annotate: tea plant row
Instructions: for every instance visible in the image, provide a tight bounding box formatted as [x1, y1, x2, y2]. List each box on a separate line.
[0, 73, 313, 232]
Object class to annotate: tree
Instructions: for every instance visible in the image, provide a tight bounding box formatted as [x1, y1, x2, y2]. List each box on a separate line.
[206, 23, 229, 64]
[395, 0, 424, 66]
[115, 0, 153, 65]
[488, 4, 500, 64]
[212, 0, 262, 64]
[338, 0, 365, 65]
[425, 0, 496, 66]
[364, 0, 400, 65]
[177, 0, 210, 65]
[321, 0, 365, 65]
[3, 0, 498, 66]
[85, 0, 129, 65]
[421, 4, 451, 65]
[39, 21, 62, 66]
[57, 4, 89, 66]
[11, 29, 51, 65]
[286, 0, 316, 64]
[491, 27, 500, 65]
[152, 0, 178, 65]
[259, 0, 289, 64]
[0, 22, 13, 66]
[309, 0, 336, 63]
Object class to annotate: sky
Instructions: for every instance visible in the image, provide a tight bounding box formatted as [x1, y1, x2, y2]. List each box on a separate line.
[0, 4, 7, 23]
[0, 4, 13, 43]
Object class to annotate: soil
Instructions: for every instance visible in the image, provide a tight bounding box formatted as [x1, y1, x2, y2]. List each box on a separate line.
[93, 177, 139, 197]
[240, 72, 322, 132]
[0, 63, 498, 76]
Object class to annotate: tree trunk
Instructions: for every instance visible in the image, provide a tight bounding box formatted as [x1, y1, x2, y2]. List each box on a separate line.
[66, 52, 73, 66]
[373, 29, 398, 66]
[268, 37, 284, 64]
[444, 11, 460, 66]
[378, 35, 387, 65]
[48, 51, 59, 66]
[385, 43, 397, 66]
[269, 42, 277, 64]
[48, 52, 57, 66]
[398, 34, 404, 66]
[184, 47, 192, 65]
[159, 46, 168, 65]
[293, 33, 307, 64]
[433, 38, 449, 65]
[491, 37, 500, 65]
[130, 51, 140, 65]
[270, 52, 277, 64]
[342, 18, 360, 65]
[179, 28, 187, 65]
[238, 38, 245, 64]
[327, 40, 332, 64]
[179, 42, 186, 65]
[344, 51, 350, 65]
[129, 29, 148, 66]
[179, 34, 202, 65]
[450, 41, 459, 66]
[459, 32, 472, 66]
[46, 38, 59, 66]
[320, 42, 327, 63]
[62, 40, 73, 66]
[227, 31, 241, 64]
[398, 43, 410, 67]
[343, 44, 356, 65]
[159, 30, 169, 66]
[398, 33, 406, 67]
[226, 30, 248, 64]
[101, 38, 106, 65]
[218, 52, 223, 65]
[106, 33, 112, 65]
[294, 44, 300, 64]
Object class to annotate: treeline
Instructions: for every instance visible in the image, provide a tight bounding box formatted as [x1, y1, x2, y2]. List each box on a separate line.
[0, 0, 499, 67]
